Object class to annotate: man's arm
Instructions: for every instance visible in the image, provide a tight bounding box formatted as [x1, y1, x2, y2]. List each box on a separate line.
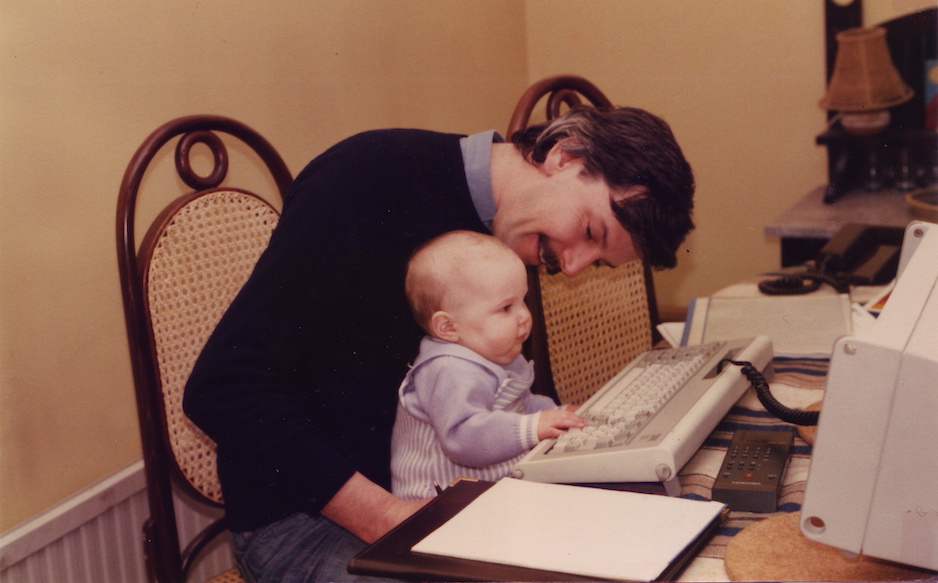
[321, 472, 431, 543]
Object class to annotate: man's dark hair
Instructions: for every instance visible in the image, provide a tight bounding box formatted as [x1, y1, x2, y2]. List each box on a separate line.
[510, 106, 695, 269]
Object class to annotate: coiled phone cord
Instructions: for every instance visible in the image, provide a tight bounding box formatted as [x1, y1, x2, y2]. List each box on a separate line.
[757, 270, 850, 295]
[757, 253, 852, 296]
[718, 359, 820, 426]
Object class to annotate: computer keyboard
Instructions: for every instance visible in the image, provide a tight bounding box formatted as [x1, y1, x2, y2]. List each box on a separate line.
[512, 336, 773, 487]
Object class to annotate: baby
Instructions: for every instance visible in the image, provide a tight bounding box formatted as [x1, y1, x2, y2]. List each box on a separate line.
[391, 230, 584, 500]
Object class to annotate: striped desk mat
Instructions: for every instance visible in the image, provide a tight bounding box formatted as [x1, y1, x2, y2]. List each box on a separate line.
[678, 357, 827, 562]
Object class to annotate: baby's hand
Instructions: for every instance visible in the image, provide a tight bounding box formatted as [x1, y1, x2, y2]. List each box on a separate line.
[536, 408, 586, 440]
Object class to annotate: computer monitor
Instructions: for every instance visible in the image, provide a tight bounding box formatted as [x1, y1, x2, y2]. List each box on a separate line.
[800, 220, 937, 571]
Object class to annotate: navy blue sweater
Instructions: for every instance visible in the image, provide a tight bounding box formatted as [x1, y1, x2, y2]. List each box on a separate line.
[184, 129, 486, 531]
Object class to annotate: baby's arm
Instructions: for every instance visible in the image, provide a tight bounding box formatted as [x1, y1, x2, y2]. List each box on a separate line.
[536, 408, 585, 440]
[414, 358, 551, 466]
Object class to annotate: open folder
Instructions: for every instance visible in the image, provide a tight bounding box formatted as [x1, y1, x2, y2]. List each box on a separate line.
[348, 478, 726, 581]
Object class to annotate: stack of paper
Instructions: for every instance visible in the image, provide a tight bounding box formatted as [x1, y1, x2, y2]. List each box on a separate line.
[681, 294, 853, 357]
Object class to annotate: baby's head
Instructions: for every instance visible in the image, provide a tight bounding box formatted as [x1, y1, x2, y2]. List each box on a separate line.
[406, 231, 532, 365]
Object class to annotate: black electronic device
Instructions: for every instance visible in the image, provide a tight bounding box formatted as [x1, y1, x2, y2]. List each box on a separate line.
[760, 223, 904, 295]
[712, 429, 794, 512]
[815, 223, 903, 285]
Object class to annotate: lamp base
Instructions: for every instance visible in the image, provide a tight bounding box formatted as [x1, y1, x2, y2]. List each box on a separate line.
[840, 109, 891, 135]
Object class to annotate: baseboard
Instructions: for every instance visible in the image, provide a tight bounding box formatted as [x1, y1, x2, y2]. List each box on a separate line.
[0, 460, 146, 570]
[0, 459, 233, 582]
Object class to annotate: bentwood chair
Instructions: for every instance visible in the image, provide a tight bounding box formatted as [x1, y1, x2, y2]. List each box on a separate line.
[509, 75, 662, 406]
[116, 116, 292, 583]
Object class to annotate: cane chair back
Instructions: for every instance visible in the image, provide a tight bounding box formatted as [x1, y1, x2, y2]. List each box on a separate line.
[117, 115, 291, 583]
[510, 75, 661, 406]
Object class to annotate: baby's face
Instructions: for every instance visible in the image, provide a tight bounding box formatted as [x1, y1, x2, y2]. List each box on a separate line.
[444, 255, 531, 365]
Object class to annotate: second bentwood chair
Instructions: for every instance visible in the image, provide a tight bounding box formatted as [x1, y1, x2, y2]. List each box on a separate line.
[117, 115, 292, 583]
[508, 75, 662, 406]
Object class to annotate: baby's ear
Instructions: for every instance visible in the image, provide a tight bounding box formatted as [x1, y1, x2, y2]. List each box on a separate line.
[430, 311, 459, 342]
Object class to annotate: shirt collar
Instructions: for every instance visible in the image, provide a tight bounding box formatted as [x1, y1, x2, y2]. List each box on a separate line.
[460, 130, 504, 231]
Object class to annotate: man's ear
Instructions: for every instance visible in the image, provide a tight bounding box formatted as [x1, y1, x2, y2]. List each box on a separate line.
[542, 138, 581, 176]
[430, 310, 459, 342]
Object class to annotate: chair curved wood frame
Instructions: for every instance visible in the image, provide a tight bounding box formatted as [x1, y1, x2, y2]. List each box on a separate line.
[117, 115, 292, 583]
[507, 74, 613, 138]
[509, 75, 662, 405]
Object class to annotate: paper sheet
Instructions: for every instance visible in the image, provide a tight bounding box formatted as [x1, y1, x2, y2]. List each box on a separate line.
[412, 478, 726, 582]
[657, 321, 686, 347]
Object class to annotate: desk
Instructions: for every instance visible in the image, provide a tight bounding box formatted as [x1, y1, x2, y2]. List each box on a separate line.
[348, 362, 826, 582]
[765, 186, 916, 266]
[675, 357, 825, 582]
[352, 273, 829, 581]
[350, 286, 938, 581]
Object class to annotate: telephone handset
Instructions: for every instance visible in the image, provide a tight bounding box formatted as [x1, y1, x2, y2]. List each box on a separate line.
[760, 223, 905, 295]
[814, 223, 904, 285]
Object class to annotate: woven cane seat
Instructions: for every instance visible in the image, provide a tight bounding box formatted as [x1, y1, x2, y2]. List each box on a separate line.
[538, 260, 653, 405]
[205, 567, 246, 583]
[143, 189, 280, 503]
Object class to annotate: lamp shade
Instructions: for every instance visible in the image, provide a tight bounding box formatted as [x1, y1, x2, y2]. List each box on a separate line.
[820, 26, 913, 112]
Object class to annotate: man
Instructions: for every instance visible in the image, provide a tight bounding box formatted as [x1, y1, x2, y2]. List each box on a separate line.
[184, 105, 694, 582]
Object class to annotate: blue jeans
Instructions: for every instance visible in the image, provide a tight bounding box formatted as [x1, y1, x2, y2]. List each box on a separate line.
[231, 513, 390, 582]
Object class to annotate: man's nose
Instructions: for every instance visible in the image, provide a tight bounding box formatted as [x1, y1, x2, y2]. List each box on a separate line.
[561, 247, 597, 276]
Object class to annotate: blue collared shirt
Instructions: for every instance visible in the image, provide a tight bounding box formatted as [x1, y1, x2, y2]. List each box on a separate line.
[460, 130, 504, 232]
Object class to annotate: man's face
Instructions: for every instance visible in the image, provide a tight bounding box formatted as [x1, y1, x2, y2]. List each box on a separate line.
[492, 156, 641, 276]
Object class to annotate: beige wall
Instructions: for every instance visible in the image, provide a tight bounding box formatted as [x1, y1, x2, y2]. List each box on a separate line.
[526, 1, 830, 312]
[0, 0, 931, 533]
[0, 0, 527, 533]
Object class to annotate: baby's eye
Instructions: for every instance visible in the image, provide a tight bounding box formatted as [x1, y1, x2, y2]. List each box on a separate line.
[501, 304, 513, 312]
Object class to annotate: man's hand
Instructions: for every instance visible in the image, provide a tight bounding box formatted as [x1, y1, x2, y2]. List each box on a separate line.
[536, 407, 586, 440]
[321, 472, 431, 543]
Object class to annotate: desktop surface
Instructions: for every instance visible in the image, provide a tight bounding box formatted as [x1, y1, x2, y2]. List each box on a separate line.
[765, 186, 916, 241]
[349, 354, 829, 582]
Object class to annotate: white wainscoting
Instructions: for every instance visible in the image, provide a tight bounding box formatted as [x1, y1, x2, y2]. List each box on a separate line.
[0, 460, 235, 583]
